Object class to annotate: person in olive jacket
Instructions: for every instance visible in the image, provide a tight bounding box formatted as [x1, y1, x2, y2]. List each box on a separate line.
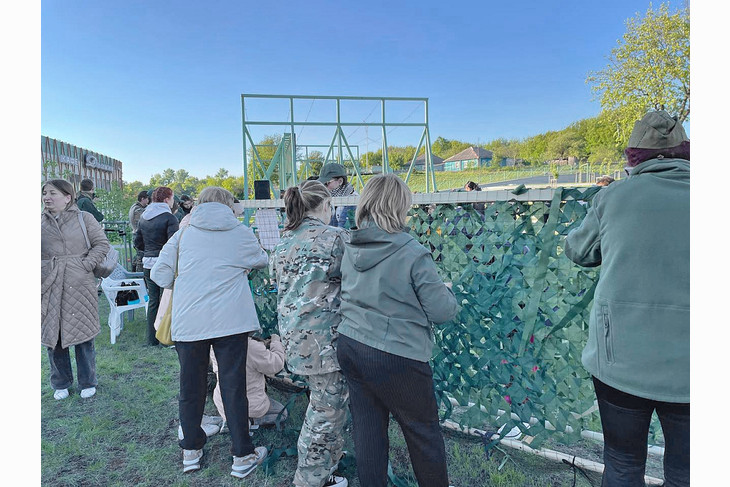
[42, 179, 110, 400]
[565, 110, 690, 487]
[336, 174, 459, 487]
[76, 178, 104, 222]
[134, 186, 179, 346]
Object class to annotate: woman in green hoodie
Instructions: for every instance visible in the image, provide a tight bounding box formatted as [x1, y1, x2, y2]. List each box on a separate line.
[565, 110, 689, 487]
[337, 174, 459, 487]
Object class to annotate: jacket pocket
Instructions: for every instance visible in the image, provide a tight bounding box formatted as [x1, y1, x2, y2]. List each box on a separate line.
[602, 305, 614, 365]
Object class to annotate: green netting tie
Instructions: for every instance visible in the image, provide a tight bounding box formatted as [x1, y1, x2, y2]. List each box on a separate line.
[511, 184, 527, 195]
[518, 189, 563, 356]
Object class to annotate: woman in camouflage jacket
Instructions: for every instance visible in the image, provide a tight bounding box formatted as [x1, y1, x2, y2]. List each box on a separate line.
[270, 180, 350, 487]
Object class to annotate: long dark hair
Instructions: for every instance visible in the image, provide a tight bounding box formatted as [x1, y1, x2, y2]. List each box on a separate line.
[283, 180, 331, 231]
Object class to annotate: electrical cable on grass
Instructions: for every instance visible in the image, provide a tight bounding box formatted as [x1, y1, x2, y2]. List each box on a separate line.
[562, 455, 595, 487]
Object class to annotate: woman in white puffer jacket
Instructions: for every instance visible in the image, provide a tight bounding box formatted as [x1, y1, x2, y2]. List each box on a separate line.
[151, 186, 269, 479]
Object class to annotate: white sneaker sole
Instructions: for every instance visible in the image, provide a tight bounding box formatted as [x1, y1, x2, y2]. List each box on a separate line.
[231, 449, 266, 479]
[183, 451, 203, 473]
[230, 463, 257, 478]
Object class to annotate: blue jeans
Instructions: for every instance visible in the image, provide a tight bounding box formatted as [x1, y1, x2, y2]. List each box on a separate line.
[143, 268, 161, 346]
[47, 337, 97, 390]
[336, 334, 449, 487]
[175, 333, 255, 457]
[593, 377, 689, 487]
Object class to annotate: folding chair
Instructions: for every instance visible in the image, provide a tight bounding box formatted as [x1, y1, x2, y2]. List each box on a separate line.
[100, 264, 149, 344]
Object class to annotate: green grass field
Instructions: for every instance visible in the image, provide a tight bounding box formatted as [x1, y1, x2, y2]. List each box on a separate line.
[40, 297, 608, 486]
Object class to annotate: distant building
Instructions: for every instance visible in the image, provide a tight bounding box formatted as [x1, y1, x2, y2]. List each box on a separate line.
[41, 135, 124, 190]
[493, 157, 520, 167]
[412, 153, 445, 172]
[442, 146, 493, 171]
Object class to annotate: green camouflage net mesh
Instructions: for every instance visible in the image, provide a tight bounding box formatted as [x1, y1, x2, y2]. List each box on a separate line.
[248, 186, 661, 450]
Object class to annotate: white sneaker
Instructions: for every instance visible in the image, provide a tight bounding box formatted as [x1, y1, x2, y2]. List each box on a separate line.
[201, 415, 223, 426]
[182, 449, 203, 473]
[231, 446, 267, 478]
[53, 389, 69, 400]
[80, 387, 96, 399]
[324, 473, 348, 487]
[178, 422, 221, 440]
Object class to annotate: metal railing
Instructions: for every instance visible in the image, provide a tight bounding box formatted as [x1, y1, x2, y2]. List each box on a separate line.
[101, 221, 136, 271]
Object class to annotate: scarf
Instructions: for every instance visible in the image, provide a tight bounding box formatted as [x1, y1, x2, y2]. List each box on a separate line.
[331, 182, 355, 198]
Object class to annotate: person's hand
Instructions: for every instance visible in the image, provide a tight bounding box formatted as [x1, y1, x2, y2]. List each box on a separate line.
[269, 334, 280, 342]
[444, 282, 453, 290]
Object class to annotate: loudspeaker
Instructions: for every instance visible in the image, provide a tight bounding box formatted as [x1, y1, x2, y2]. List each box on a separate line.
[253, 180, 271, 200]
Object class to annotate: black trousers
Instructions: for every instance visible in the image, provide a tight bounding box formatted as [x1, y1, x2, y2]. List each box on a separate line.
[175, 333, 254, 457]
[336, 334, 449, 487]
[593, 377, 690, 487]
[143, 268, 160, 346]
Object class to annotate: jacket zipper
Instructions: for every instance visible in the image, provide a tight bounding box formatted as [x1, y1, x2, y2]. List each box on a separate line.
[603, 306, 614, 364]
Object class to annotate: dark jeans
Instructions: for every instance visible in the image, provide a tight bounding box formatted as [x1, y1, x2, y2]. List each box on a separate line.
[143, 268, 160, 346]
[175, 333, 254, 457]
[336, 334, 449, 487]
[47, 337, 97, 390]
[593, 377, 690, 487]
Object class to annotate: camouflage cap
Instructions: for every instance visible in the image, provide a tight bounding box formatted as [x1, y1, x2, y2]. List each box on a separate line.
[627, 110, 688, 150]
[318, 163, 348, 184]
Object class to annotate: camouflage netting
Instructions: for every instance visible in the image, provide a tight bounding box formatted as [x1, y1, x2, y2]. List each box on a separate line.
[249, 187, 626, 448]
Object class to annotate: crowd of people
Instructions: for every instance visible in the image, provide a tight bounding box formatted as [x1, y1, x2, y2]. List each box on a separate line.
[41, 109, 690, 486]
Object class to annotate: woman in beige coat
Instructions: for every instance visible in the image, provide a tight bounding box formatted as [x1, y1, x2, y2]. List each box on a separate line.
[41, 179, 110, 400]
[208, 335, 287, 431]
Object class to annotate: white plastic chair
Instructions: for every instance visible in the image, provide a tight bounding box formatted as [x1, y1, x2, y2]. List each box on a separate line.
[101, 264, 149, 344]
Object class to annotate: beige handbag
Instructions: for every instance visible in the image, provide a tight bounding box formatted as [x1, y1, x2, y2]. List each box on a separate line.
[155, 227, 186, 346]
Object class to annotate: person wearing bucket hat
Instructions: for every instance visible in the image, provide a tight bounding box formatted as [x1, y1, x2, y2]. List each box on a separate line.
[319, 163, 358, 229]
[565, 110, 689, 486]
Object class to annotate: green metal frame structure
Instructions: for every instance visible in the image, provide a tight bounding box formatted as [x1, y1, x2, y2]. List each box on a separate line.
[241, 94, 437, 199]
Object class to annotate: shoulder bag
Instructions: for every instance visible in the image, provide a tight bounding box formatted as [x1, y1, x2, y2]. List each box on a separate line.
[78, 213, 119, 278]
[156, 227, 186, 346]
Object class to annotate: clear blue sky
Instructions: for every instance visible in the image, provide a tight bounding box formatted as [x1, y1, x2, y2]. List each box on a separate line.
[41, 0, 686, 183]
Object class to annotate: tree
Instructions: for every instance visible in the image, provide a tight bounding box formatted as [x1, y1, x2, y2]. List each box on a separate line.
[520, 133, 549, 165]
[387, 145, 417, 171]
[298, 150, 324, 179]
[150, 169, 176, 187]
[587, 3, 689, 144]
[430, 137, 472, 160]
[246, 134, 282, 191]
[580, 113, 624, 164]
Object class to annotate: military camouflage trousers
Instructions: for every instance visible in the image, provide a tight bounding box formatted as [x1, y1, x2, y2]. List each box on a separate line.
[294, 370, 349, 487]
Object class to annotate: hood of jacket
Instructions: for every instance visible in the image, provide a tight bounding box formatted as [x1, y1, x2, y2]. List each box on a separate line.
[629, 158, 689, 180]
[189, 202, 240, 231]
[141, 202, 172, 220]
[347, 222, 412, 271]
